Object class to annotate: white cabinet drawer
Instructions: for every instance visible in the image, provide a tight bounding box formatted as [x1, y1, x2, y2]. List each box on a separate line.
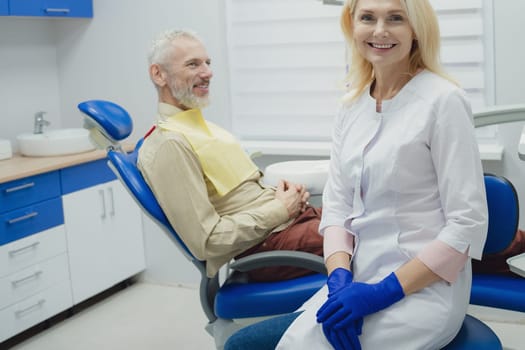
[0, 280, 73, 342]
[0, 253, 70, 309]
[0, 225, 67, 277]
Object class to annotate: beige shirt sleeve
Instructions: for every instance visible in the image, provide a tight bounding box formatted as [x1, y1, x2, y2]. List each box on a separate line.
[138, 131, 289, 276]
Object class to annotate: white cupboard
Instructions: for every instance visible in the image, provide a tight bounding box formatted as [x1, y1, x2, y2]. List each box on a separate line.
[63, 180, 145, 303]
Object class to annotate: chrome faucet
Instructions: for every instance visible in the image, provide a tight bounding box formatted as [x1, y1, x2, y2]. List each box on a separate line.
[34, 111, 50, 134]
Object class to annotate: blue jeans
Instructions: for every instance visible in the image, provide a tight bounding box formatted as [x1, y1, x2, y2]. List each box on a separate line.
[224, 312, 302, 350]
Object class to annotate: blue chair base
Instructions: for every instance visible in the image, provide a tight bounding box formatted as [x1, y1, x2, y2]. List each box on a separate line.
[443, 314, 502, 349]
[215, 273, 326, 319]
[471, 274, 525, 312]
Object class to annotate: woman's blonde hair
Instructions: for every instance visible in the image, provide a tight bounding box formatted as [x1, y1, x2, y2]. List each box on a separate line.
[341, 0, 455, 101]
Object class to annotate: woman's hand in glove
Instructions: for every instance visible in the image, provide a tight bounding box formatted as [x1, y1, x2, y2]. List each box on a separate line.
[327, 268, 353, 297]
[317, 272, 405, 329]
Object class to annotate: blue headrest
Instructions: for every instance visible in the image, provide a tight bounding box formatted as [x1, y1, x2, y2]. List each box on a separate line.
[107, 140, 196, 259]
[484, 174, 519, 255]
[78, 100, 133, 141]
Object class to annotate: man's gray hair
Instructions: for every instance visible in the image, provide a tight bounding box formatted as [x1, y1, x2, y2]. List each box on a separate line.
[148, 29, 203, 67]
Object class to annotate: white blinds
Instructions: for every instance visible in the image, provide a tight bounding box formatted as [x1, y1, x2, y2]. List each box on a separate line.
[226, 0, 493, 141]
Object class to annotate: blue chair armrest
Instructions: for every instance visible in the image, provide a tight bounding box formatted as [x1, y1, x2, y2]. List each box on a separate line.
[471, 273, 525, 312]
[215, 273, 326, 319]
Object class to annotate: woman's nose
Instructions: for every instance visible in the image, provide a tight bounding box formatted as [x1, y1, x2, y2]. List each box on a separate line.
[373, 20, 389, 38]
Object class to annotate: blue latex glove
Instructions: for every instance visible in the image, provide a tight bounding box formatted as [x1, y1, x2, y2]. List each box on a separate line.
[327, 268, 353, 297]
[321, 268, 364, 349]
[316, 272, 405, 329]
[322, 321, 362, 350]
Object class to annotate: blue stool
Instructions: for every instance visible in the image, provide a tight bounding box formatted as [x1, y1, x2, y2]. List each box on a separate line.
[443, 314, 501, 349]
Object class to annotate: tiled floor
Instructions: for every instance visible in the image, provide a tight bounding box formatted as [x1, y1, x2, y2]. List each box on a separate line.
[5, 282, 525, 350]
[7, 283, 215, 350]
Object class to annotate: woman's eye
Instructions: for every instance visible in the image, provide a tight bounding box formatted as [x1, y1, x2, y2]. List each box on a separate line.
[360, 14, 374, 22]
[389, 15, 404, 22]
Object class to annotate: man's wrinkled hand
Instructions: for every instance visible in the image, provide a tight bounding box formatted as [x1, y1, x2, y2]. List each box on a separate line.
[275, 180, 309, 218]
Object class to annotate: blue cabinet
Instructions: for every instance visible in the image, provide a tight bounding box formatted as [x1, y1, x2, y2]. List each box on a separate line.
[0, 170, 70, 342]
[0, 171, 64, 246]
[4, 0, 93, 18]
[0, 0, 8, 15]
[60, 159, 116, 195]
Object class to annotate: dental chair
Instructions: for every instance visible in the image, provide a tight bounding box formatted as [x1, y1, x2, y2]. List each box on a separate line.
[78, 100, 327, 348]
[470, 174, 525, 312]
[77, 99, 502, 350]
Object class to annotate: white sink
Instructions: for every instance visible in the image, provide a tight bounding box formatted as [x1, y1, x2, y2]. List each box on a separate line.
[17, 128, 95, 157]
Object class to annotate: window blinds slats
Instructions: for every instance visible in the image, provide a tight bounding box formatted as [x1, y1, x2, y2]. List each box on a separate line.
[235, 68, 345, 93]
[429, 0, 482, 11]
[231, 20, 343, 47]
[230, 0, 340, 23]
[234, 45, 345, 69]
[226, 0, 491, 141]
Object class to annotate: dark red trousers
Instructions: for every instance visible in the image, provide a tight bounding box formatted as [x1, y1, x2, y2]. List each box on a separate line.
[235, 207, 324, 282]
[472, 229, 525, 275]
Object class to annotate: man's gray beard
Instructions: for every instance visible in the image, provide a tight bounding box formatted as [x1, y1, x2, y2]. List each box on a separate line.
[172, 86, 210, 109]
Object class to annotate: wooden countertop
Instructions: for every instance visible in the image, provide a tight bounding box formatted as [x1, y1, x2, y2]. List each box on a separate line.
[0, 143, 134, 184]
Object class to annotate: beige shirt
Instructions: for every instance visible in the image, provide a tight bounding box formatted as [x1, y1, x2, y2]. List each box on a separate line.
[137, 103, 292, 277]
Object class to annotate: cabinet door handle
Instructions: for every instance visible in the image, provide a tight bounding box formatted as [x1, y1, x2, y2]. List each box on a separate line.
[15, 298, 46, 317]
[44, 8, 71, 14]
[8, 241, 40, 256]
[7, 212, 38, 224]
[4, 182, 35, 193]
[108, 187, 115, 217]
[99, 189, 107, 219]
[11, 269, 43, 287]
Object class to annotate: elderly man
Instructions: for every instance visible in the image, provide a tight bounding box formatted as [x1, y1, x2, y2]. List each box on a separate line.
[137, 29, 323, 281]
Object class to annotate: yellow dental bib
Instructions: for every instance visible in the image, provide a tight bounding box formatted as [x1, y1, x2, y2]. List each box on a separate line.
[158, 109, 258, 196]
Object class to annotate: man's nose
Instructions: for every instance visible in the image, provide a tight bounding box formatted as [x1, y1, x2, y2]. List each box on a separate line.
[200, 64, 213, 79]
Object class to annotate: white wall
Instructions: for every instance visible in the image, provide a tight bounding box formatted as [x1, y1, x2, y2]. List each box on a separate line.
[1, 0, 524, 285]
[0, 19, 62, 148]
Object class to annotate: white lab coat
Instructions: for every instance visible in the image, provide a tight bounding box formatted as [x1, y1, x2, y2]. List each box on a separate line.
[277, 71, 488, 349]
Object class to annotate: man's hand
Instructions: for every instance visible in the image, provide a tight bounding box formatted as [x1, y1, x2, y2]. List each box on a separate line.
[275, 180, 310, 218]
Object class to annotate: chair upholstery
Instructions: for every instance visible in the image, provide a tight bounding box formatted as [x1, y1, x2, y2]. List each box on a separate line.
[483, 175, 519, 254]
[443, 315, 502, 350]
[77, 99, 503, 349]
[470, 175, 525, 313]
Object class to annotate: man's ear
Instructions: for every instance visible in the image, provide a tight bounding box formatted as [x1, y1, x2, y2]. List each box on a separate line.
[150, 64, 167, 87]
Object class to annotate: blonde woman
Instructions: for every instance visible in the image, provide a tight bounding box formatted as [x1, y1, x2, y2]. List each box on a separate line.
[225, 0, 487, 349]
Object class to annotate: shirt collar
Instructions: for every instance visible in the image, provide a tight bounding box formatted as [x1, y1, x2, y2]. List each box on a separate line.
[158, 102, 183, 122]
